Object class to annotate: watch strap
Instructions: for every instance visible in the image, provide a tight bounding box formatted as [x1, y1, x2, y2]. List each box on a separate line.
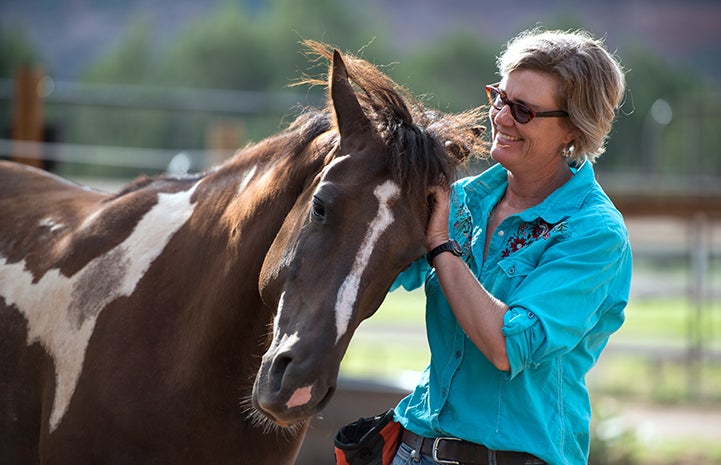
[426, 240, 462, 266]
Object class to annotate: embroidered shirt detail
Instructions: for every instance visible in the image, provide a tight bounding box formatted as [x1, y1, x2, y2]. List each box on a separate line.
[452, 204, 474, 256]
[501, 219, 567, 258]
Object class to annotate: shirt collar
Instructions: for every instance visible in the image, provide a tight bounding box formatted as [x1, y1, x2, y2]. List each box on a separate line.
[462, 161, 595, 224]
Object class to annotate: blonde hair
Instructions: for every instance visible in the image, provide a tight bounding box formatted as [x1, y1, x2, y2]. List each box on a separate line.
[497, 28, 625, 163]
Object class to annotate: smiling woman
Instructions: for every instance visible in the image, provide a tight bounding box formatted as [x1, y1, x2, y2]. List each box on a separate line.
[388, 28, 631, 465]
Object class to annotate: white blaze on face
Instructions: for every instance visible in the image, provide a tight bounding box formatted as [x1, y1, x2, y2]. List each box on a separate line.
[270, 293, 301, 362]
[269, 292, 311, 408]
[334, 180, 400, 343]
[0, 183, 199, 432]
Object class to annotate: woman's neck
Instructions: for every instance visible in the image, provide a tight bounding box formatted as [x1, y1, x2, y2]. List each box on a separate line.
[504, 160, 571, 211]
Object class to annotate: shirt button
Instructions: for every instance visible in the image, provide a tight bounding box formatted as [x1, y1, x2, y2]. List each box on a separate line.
[527, 311, 535, 318]
[455, 350, 461, 359]
[508, 266, 515, 275]
[498, 230, 505, 237]
[441, 388, 447, 397]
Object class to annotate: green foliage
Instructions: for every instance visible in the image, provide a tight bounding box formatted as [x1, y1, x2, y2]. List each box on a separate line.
[153, 0, 390, 91]
[0, 20, 40, 78]
[0, 20, 41, 149]
[604, 46, 703, 173]
[393, 30, 497, 112]
[83, 16, 158, 85]
[5, 1, 719, 179]
[69, 17, 169, 157]
[160, 4, 277, 90]
[62, 0, 396, 162]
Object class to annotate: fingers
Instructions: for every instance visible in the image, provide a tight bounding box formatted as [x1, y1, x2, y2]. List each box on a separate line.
[425, 185, 451, 251]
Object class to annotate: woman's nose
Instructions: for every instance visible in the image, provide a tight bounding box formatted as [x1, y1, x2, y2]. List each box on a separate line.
[492, 103, 515, 125]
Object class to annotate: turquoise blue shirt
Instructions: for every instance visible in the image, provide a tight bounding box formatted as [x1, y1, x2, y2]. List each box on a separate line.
[392, 162, 632, 465]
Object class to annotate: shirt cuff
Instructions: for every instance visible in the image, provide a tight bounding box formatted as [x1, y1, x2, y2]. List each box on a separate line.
[502, 307, 542, 379]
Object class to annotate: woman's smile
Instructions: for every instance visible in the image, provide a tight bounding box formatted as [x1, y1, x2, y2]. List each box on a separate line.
[496, 130, 522, 143]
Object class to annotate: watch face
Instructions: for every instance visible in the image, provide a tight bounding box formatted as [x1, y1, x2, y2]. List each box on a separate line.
[450, 240, 463, 256]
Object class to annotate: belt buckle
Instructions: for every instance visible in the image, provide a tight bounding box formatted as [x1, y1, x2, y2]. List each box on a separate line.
[432, 437, 462, 465]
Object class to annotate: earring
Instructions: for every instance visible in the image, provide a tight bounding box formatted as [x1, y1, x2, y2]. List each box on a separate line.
[561, 145, 574, 158]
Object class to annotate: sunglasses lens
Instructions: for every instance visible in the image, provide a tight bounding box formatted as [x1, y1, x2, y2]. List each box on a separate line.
[488, 88, 501, 108]
[511, 104, 533, 124]
[487, 86, 534, 124]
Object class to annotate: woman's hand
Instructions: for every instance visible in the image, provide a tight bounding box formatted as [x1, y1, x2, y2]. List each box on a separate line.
[425, 185, 451, 252]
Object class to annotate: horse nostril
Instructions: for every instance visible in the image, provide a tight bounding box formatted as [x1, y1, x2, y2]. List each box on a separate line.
[317, 385, 335, 411]
[270, 354, 293, 392]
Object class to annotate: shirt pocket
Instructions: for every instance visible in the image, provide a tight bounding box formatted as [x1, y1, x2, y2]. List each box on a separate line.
[497, 255, 535, 279]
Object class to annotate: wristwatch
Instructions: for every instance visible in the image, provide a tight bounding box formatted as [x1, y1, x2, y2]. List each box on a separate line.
[426, 239, 463, 267]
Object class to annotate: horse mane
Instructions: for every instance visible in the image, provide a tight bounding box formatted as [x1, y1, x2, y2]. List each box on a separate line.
[296, 40, 488, 191]
[111, 43, 484, 200]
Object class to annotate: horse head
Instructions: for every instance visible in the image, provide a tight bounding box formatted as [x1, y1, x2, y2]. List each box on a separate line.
[253, 45, 485, 427]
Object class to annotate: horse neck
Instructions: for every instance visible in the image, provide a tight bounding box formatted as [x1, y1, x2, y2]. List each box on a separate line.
[181, 127, 331, 339]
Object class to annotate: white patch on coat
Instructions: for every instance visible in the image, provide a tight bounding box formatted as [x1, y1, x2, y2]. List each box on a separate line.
[334, 180, 399, 343]
[237, 165, 258, 195]
[39, 217, 65, 233]
[0, 182, 199, 432]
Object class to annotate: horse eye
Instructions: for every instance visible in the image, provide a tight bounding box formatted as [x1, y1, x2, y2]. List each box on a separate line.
[311, 197, 326, 221]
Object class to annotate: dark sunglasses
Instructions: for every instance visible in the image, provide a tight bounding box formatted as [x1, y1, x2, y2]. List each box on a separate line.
[485, 83, 568, 124]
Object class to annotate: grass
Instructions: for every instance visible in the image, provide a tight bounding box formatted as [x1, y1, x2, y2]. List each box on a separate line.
[340, 289, 428, 380]
[341, 289, 721, 402]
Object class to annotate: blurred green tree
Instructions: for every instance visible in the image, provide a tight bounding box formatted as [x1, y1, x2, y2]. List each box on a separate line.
[49, 1, 719, 179]
[0, 21, 40, 79]
[69, 16, 169, 161]
[0, 20, 41, 139]
[394, 29, 497, 112]
[160, 4, 275, 90]
[84, 16, 158, 85]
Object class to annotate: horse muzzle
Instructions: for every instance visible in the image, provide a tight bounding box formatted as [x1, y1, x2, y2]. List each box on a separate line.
[252, 346, 338, 426]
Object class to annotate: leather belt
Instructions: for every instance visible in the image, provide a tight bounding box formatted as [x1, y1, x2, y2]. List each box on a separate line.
[401, 429, 545, 465]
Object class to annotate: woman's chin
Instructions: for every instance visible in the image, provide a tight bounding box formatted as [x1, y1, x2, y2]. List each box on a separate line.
[490, 144, 514, 162]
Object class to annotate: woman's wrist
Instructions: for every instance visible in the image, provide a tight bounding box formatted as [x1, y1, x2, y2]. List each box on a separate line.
[425, 236, 450, 252]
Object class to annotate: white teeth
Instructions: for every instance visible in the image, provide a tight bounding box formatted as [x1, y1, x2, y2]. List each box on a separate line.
[497, 131, 521, 142]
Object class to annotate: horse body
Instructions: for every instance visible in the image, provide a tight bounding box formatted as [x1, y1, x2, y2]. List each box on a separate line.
[0, 136, 319, 463]
[0, 46, 484, 464]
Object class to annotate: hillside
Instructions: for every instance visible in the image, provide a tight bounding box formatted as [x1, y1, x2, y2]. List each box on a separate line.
[1, 0, 719, 82]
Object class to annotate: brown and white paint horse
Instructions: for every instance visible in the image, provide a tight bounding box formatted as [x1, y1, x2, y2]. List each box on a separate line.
[0, 43, 484, 464]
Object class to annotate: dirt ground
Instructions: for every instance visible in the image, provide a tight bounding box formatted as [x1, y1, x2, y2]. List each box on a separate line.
[619, 401, 721, 444]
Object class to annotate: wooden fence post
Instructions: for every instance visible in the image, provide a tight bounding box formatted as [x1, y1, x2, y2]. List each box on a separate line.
[11, 67, 44, 168]
[206, 120, 244, 168]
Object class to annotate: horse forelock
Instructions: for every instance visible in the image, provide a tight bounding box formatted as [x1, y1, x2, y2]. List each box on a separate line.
[300, 40, 487, 194]
[353, 82, 487, 192]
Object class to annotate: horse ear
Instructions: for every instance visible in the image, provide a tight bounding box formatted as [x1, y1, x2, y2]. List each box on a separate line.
[330, 49, 371, 138]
